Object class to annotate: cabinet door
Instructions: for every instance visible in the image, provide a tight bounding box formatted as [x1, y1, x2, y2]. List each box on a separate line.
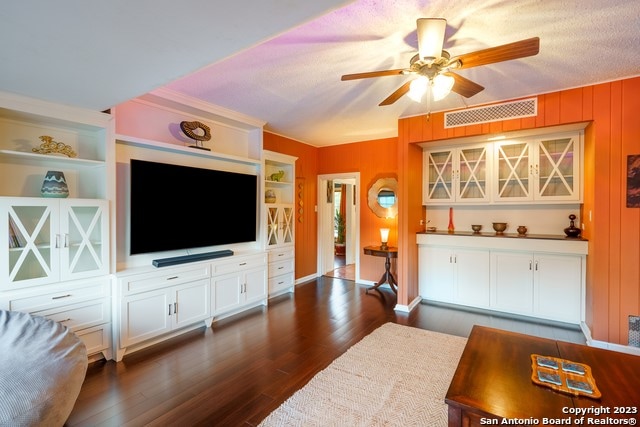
[1, 198, 59, 288]
[213, 273, 242, 314]
[266, 206, 294, 248]
[418, 246, 455, 302]
[534, 254, 582, 323]
[491, 251, 533, 314]
[244, 267, 267, 305]
[173, 279, 210, 329]
[456, 145, 490, 203]
[59, 199, 109, 281]
[494, 141, 532, 202]
[534, 135, 580, 201]
[424, 149, 454, 203]
[120, 288, 172, 348]
[455, 249, 490, 308]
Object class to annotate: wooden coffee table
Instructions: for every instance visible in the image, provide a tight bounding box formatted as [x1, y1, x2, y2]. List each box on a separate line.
[445, 326, 640, 426]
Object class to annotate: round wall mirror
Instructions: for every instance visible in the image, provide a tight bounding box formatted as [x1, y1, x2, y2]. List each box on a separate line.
[367, 177, 398, 218]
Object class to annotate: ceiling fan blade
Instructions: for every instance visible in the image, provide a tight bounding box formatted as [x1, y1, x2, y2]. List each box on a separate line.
[341, 69, 406, 81]
[416, 18, 446, 60]
[454, 37, 540, 70]
[379, 81, 412, 106]
[447, 72, 485, 98]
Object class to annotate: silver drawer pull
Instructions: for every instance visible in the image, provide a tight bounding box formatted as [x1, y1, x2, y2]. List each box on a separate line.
[278, 281, 284, 285]
[239, 262, 247, 266]
[278, 253, 284, 257]
[52, 294, 72, 300]
[59, 318, 72, 323]
[167, 276, 179, 280]
[278, 266, 284, 270]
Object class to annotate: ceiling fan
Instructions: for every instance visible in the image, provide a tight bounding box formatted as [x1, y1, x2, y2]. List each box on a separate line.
[341, 18, 540, 106]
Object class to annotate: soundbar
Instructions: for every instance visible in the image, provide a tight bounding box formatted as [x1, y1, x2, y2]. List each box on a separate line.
[152, 250, 234, 267]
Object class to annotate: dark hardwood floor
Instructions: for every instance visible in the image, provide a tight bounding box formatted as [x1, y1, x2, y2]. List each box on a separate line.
[67, 277, 584, 427]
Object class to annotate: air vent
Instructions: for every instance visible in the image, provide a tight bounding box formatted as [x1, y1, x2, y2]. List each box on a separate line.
[444, 98, 537, 128]
[630, 315, 640, 348]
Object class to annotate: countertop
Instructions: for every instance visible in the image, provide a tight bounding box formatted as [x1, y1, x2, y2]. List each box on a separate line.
[417, 230, 588, 242]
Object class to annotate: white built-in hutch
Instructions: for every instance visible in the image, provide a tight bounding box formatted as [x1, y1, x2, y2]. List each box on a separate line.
[0, 88, 296, 362]
[418, 124, 589, 326]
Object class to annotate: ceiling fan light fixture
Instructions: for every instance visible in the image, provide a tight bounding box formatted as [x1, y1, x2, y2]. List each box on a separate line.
[432, 74, 454, 101]
[408, 76, 429, 102]
[416, 18, 446, 61]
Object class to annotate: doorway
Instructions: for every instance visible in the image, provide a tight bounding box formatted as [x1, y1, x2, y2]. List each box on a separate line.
[317, 173, 360, 282]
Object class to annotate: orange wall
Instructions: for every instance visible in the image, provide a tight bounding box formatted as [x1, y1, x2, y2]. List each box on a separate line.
[317, 138, 398, 283]
[398, 76, 640, 345]
[265, 77, 640, 346]
[263, 132, 319, 280]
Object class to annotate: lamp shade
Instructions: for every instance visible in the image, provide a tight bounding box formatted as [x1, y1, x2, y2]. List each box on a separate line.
[408, 76, 429, 102]
[432, 74, 455, 101]
[380, 228, 390, 243]
[416, 18, 446, 61]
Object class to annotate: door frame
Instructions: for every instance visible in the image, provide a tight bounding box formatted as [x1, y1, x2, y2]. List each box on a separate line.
[317, 172, 360, 281]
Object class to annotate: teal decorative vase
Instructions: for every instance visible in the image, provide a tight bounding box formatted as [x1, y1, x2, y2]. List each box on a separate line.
[41, 171, 69, 198]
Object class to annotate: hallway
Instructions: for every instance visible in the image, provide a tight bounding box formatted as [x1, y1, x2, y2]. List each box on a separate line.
[324, 254, 355, 281]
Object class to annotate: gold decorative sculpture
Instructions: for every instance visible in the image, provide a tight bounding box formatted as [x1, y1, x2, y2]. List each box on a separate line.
[32, 135, 77, 158]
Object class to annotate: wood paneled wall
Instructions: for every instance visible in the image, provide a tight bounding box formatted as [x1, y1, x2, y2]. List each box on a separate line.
[317, 138, 398, 283]
[398, 77, 640, 345]
[263, 132, 319, 280]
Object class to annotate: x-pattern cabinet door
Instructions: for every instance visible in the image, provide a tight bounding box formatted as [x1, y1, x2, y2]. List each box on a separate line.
[266, 205, 294, 248]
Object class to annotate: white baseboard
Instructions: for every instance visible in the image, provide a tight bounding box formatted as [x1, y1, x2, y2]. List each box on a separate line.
[395, 296, 422, 313]
[581, 321, 640, 355]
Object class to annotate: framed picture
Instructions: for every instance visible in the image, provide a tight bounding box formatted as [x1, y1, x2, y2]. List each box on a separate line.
[627, 155, 640, 208]
[327, 180, 333, 203]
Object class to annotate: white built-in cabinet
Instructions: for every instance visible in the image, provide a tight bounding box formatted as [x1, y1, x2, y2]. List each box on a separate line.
[0, 91, 114, 360]
[263, 150, 296, 296]
[211, 253, 268, 314]
[494, 132, 581, 202]
[490, 251, 582, 323]
[1, 198, 109, 287]
[115, 253, 266, 361]
[419, 246, 490, 308]
[418, 234, 587, 324]
[422, 130, 582, 205]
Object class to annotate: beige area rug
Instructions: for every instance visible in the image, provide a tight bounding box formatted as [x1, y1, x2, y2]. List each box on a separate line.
[259, 322, 468, 427]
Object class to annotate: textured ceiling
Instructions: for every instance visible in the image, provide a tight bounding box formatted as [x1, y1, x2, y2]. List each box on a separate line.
[2, 0, 639, 147]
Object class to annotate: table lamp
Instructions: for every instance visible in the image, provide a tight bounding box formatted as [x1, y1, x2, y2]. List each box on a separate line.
[380, 228, 390, 249]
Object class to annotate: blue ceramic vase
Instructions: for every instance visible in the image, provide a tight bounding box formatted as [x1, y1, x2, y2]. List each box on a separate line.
[41, 171, 69, 198]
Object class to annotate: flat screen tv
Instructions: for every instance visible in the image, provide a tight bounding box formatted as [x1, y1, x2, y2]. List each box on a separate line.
[130, 159, 258, 255]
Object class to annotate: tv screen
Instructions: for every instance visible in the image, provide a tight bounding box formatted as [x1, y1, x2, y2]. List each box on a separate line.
[130, 159, 258, 255]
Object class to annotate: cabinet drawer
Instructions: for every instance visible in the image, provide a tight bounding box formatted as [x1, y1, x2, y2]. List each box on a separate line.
[75, 323, 111, 356]
[4, 277, 110, 313]
[122, 265, 210, 295]
[36, 298, 111, 332]
[268, 258, 294, 277]
[268, 248, 294, 262]
[213, 253, 267, 275]
[269, 272, 294, 294]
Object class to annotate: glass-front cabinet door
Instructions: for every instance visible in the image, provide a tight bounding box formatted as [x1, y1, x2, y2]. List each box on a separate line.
[456, 145, 490, 202]
[266, 205, 294, 248]
[494, 141, 532, 202]
[424, 149, 454, 203]
[2, 199, 59, 288]
[59, 199, 109, 281]
[534, 134, 580, 201]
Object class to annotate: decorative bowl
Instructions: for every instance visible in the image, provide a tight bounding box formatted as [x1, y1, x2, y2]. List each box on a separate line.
[471, 224, 482, 233]
[492, 222, 507, 234]
[426, 226, 437, 232]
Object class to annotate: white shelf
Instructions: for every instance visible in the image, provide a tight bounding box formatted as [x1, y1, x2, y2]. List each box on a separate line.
[0, 149, 105, 168]
[116, 134, 261, 166]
